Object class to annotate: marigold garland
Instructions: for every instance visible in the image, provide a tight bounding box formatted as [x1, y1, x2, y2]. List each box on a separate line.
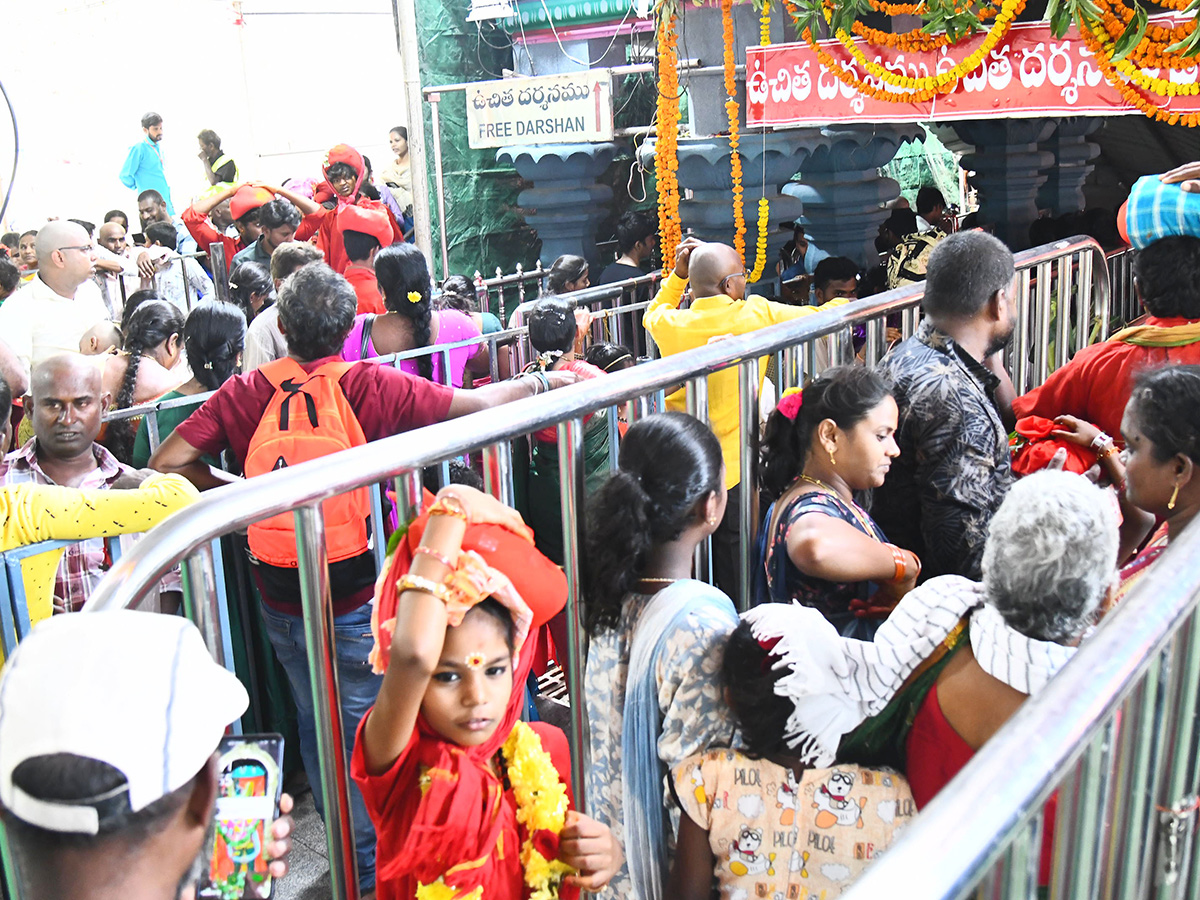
[722, 0, 747, 263]
[1080, 17, 1200, 125]
[655, 9, 682, 262]
[1093, 0, 1197, 69]
[760, 0, 772, 44]
[415, 721, 574, 900]
[503, 721, 575, 900]
[831, 0, 1026, 91]
[748, 196, 771, 282]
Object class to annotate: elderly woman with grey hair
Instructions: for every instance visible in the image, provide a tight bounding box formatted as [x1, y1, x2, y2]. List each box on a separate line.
[900, 470, 1119, 810]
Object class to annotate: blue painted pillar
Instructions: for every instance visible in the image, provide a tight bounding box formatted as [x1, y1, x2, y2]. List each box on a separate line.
[497, 142, 619, 267]
[949, 118, 1058, 250]
[641, 133, 827, 287]
[1037, 118, 1102, 217]
[785, 125, 920, 267]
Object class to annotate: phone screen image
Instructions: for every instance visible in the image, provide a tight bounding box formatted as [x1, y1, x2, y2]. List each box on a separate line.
[198, 734, 284, 900]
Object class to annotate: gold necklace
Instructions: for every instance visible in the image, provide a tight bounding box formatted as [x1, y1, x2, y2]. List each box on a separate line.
[797, 473, 878, 536]
[637, 576, 682, 584]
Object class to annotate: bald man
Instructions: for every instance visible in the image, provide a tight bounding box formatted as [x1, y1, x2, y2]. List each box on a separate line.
[93, 221, 150, 318]
[642, 237, 853, 596]
[0, 222, 112, 381]
[0, 354, 152, 613]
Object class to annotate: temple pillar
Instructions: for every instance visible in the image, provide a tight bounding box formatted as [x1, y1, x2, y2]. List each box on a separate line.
[496, 142, 619, 266]
[640, 132, 827, 287]
[1037, 118, 1103, 217]
[947, 118, 1058, 250]
[784, 125, 920, 267]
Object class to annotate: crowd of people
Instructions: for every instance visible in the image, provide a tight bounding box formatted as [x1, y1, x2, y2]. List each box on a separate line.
[0, 115, 1197, 900]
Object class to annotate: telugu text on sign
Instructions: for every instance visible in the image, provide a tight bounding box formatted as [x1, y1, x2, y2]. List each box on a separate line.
[466, 72, 615, 149]
[746, 19, 1200, 127]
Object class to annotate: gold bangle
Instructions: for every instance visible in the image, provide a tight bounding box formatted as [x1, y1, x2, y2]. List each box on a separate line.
[428, 495, 469, 524]
[1097, 445, 1121, 463]
[413, 545, 456, 570]
[396, 573, 454, 604]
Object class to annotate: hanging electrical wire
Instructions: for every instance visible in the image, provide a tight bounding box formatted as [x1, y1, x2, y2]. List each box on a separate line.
[0, 79, 18, 226]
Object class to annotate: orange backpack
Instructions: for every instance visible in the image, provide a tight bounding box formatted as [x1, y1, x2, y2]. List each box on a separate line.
[245, 358, 369, 567]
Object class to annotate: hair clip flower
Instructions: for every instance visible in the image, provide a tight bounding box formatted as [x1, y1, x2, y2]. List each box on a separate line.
[465, 652, 486, 670]
[777, 387, 804, 421]
[407, 291, 422, 304]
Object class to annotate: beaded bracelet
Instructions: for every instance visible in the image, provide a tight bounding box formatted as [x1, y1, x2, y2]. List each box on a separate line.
[397, 573, 455, 604]
[428, 495, 468, 524]
[413, 545, 457, 569]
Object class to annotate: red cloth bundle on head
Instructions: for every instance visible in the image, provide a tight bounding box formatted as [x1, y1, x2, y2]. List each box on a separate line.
[1010, 416, 1096, 477]
[362, 507, 573, 897]
[230, 185, 274, 222]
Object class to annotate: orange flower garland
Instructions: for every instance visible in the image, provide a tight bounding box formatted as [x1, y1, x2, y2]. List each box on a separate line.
[722, 0, 747, 262]
[748, 197, 771, 281]
[1093, 0, 1197, 69]
[655, 10, 683, 261]
[1080, 16, 1200, 125]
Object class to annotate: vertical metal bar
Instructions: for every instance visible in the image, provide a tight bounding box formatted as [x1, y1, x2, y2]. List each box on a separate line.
[1014, 269, 1034, 395]
[865, 317, 884, 366]
[428, 93, 450, 279]
[181, 258, 194, 312]
[803, 340, 818, 382]
[902, 305, 919, 339]
[482, 443, 515, 507]
[1137, 650, 1176, 897]
[1077, 253, 1094, 354]
[737, 358, 760, 612]
[179, 546, 228, 674]
[1103, 684, 1146, 899]
[488, 335, 500, 384]
[208, 242, 230, 306]
[687, 377, 713, 584]
[557, 418, 590, 811]
[782, 344, 799, 392]
[1050, 753, 1084, 900]
[294, 504, 357, 900]
[606, 406, 620, 474]
[1055, 255, 1072, 371]
[1087, 250, 1108, 341]
[1033, 261, 1054, 388]
[146, 409, 161, 453]
[393, 468, 423, 530]
[392, 0, 433, 264]
[369, 483, 387, 573]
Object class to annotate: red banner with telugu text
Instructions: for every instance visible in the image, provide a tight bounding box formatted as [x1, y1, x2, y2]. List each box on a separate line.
[746, 19, 1200, 126]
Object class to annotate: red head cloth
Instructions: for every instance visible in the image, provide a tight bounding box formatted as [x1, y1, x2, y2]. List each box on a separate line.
[337, 204, 393, 251]
[230, 186, 274, 222]
[320, 143, 366, 207]
[369, 508, 569, 891]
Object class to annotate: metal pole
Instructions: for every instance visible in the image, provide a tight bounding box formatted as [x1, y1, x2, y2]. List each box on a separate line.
[391, 0, 434, 264]
[394, 468, 423, 526]
[428, 93, 450, 278]
[209, 242, 230, 304]
[687, 377, 712, 584]
[1014, 269, 1033, 395]
[482, 442, 515, 506]
[294, 504, 358, 900]
[557, 418, 590, 811]
[1055, 255, 1072, 370]
[180, 545, 229, 673]
[737, 358, 760, 611]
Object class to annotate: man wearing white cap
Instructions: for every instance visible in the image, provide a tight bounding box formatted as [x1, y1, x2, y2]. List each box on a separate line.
[0, 611, 294, 900]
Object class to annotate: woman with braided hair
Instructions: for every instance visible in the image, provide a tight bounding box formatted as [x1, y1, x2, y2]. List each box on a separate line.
[342, 243, 486, 388]
[101, 299, 186, 464]
[132, 300, 246, 468]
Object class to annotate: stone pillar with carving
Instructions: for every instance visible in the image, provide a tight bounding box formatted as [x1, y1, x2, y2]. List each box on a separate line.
[1037, 118, 1102, 217]
[496, 142, 619, 267]
[783, 125, 920, 267]
[947, 118, 1057, 251]
[640, 132, 828, 287]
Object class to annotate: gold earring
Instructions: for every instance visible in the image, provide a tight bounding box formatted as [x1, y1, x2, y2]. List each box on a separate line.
[1169, 481, 1180, 511]
[706, 515, 719, 526]
[829, 449, 836, 466]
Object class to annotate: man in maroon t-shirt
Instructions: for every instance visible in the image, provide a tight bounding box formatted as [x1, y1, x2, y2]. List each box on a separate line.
[149, 262, 573, 894]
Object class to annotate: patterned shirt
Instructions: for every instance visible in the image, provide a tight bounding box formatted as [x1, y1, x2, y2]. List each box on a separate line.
[584, 590, 739, 900]
[0, 440, 130, 612]
[871, 321, 1014, 582]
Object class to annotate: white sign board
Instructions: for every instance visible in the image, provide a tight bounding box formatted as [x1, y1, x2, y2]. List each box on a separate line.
[466, 72, 614, 149]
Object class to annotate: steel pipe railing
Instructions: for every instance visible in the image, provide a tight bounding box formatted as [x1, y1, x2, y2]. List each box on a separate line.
[80, 236, 1116, 900]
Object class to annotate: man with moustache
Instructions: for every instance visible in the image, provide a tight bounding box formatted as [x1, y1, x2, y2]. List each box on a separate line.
[120, 112, 175, 215]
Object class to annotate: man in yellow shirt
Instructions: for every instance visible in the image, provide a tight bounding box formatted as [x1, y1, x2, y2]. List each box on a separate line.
[643, 238, 850, 595]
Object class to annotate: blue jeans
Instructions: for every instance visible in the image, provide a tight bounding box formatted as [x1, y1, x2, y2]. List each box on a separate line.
[259, 602, 382, 891]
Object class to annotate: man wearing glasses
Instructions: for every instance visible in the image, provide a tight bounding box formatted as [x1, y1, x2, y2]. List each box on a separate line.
[643, 238, 852, 596]
[0, 221, 112, 381]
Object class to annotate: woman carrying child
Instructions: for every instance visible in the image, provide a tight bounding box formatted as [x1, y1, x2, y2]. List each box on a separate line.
[353, 485, 621, 900]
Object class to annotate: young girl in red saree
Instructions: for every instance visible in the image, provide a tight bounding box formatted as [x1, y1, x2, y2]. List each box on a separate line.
[352, 485, 621, 900]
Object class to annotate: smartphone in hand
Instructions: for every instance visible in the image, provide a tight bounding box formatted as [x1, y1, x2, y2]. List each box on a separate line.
[197, 733, 285, 900]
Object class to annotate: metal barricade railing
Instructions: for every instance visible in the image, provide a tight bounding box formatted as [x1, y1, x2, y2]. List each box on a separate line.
[472, 260, 548, 324]
[80, 236, 1115, 900]
[840, 522, 1200, 900]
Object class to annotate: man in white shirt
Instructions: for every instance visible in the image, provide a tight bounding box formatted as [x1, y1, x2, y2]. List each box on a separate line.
[94, 221, 146, 319]
[0, 222, 112, 381]
[144, 221, 212, 313]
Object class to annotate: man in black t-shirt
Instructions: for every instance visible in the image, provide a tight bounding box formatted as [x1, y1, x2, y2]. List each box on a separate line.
[596, 211, 658, 304]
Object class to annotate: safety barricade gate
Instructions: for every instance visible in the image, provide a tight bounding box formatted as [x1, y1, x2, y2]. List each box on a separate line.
[66, 236, 1128, 900]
